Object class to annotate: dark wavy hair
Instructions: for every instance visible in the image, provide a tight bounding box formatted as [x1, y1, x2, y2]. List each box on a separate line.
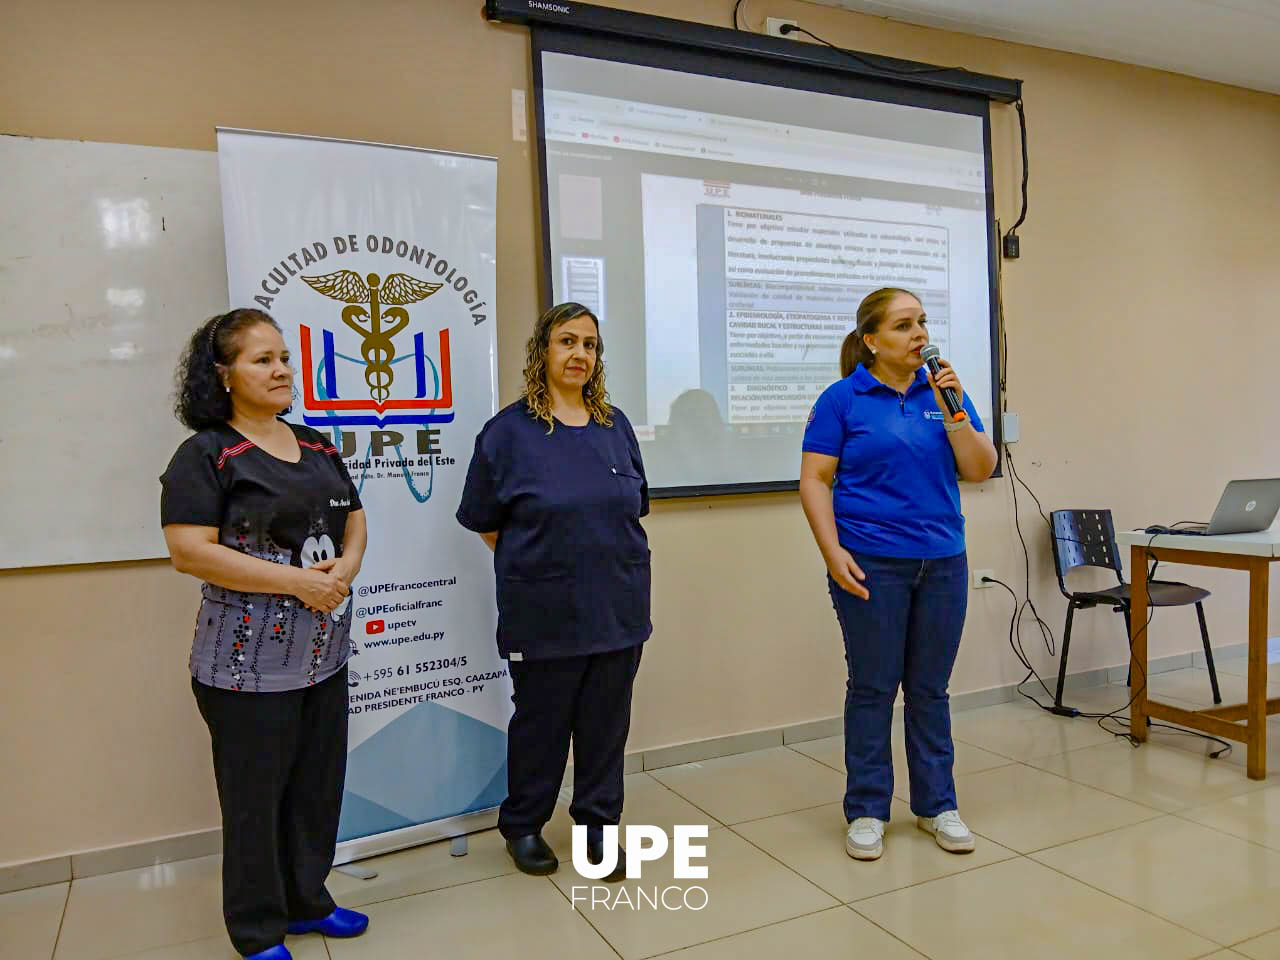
[521, 302, 612, 433]
[173, 309, 282, 430]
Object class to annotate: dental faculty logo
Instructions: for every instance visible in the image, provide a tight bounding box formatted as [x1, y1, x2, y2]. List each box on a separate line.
[303, 270, 441, 403]
[298, 269, 454, 428]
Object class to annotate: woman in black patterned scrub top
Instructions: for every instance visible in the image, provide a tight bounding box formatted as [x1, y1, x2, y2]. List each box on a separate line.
[161, 309, 370, 960]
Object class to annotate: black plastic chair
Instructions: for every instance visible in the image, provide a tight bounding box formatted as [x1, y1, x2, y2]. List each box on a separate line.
[1049, 509, 1221, 712]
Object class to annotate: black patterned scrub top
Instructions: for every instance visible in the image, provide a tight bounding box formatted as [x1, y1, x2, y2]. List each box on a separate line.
[160, 421, 362, 692]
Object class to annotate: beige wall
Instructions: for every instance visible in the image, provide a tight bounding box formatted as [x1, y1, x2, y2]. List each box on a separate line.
[2, 0, 1278, 866]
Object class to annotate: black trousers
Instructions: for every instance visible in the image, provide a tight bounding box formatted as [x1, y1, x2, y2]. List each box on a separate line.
[192, 666, 348, 957]
[498, 644, 643, 841]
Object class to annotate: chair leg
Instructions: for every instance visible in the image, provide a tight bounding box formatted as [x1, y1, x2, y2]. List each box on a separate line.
[1196, 602, 1222, 705]
[1055, 602, 1076, 708]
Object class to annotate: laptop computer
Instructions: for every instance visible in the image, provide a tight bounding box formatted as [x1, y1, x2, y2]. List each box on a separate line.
[1152, 479, 1280, 536]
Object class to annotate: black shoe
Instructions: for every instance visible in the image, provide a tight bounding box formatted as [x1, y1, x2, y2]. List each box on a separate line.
[505, 833, 558, 875]
[587, 839, 627, 882]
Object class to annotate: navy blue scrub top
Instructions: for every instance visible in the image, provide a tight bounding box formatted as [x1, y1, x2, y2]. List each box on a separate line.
[457, 400, 652, 661]
[802, 364, 984, 560]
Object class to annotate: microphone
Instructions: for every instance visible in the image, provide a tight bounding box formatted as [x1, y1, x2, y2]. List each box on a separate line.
[920, 344, 966, 422]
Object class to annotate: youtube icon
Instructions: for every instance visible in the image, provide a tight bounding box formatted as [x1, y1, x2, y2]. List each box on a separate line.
[366, 619, 386, 635]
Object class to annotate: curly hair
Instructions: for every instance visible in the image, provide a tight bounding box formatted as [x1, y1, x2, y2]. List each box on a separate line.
[173, 308, 281, 430]
[522, 302, 612, 433]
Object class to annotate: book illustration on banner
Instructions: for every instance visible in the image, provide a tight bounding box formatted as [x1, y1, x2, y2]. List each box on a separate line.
[299, 269, 453, 505]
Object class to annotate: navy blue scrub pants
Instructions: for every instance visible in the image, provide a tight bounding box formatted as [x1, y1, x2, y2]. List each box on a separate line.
[498, 645, 643, 841]
[828, 552, 967, 822]
[192, 666, 347, 957]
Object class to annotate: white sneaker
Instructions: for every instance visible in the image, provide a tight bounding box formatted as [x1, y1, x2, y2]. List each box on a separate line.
[917, 810, 975, 853]
[845, 817, 886, 860]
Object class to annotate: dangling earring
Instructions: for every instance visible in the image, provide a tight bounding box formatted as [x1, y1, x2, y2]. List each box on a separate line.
[224, 384, 230, 393]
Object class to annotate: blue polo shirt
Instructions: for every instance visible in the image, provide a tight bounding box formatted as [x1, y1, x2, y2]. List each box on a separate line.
[802, 365, 984, 559]
[457, 400, 651, 661]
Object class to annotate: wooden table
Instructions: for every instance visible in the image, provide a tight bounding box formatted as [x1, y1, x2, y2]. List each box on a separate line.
[1117, 529, 1280, 779]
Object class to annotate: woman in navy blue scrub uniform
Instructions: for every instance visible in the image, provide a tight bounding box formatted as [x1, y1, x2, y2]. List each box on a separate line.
[458, 302, 650, 880]
[799, 288, 997, 863]
[161, 309, 371, 960]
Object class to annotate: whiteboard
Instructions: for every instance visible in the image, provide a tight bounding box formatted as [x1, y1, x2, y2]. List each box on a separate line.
[0, 136, 228, 568]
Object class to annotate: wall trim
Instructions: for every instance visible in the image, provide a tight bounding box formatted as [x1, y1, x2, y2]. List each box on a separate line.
[0, 643, 1255, 894]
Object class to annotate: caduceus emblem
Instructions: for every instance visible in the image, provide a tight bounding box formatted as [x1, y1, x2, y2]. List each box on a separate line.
[302, 271, 443, 403]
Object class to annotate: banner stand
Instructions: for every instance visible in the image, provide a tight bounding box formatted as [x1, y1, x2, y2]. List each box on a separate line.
[218, 127, 508, 866]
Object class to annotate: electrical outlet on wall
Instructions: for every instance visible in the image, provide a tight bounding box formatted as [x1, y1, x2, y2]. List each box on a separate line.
[766, 17, 798, 37]
[973, 569, 995, 589]
[1002, 412, 1020, 443]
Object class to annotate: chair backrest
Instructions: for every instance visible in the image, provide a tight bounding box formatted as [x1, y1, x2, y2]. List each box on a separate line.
[1050, 509, 1123, 596]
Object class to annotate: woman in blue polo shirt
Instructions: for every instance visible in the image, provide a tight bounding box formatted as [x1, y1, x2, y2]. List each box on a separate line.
[457, 302, 650, 881]
[800, 287, 997, 862]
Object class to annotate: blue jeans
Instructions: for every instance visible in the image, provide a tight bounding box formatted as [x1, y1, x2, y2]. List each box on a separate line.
[828, 552, 968, 821]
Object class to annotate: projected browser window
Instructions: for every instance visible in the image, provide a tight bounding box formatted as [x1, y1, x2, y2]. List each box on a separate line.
[540, 51, 994, 492]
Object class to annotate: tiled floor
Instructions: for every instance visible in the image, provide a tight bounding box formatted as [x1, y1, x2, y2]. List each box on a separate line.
[10, 663, 1280, 960]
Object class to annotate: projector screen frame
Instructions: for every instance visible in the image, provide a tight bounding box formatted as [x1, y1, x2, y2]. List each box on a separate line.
[523, 16, 1006, 497]
[486, 0, 1021, 104]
